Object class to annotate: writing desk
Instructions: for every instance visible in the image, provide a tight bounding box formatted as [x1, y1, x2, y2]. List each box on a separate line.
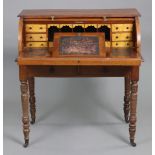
[16, 9, 142, 147]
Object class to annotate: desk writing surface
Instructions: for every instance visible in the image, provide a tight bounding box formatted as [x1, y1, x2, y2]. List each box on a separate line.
[17, 47, 141, 66]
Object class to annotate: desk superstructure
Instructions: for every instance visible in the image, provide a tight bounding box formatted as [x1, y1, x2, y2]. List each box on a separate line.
[17, 9, 142, 147]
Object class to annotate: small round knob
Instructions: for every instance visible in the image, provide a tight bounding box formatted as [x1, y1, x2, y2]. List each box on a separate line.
[40, 27, 43, 29]
[29, 27, 32, 29]
[29, 44, 32, 46]
[40, 36, 43, 39]
[116, 43, 118, 46]
[41, 44, 44, 46]
[126, 36, 129, 39]
[116, 27, 118, 30]
[115, 36, 118, 39]
[126, 27, 129, 29]
[29, 36, 32, 39]
[127, 43, 129, 46]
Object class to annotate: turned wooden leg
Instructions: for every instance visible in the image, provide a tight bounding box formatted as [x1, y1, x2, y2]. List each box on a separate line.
[20, 80, 30, 147]
[124, 76, 131, 123]
[28, 77, 36, 124]
[129, 80, 138, 147]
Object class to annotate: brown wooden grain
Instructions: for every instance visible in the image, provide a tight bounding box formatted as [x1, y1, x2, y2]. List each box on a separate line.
[18, 9, 141, 18]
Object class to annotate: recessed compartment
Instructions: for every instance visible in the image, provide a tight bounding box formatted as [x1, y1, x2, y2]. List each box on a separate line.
[98, 25, 111, 41]
[48, 26, 60, 41]
[85, 24, 97, 32]
[60, 26, 72, 32]
[73, 26, 85, 32]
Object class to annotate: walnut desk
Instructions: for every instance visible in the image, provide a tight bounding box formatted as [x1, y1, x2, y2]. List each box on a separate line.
[16, 9, 142, 147]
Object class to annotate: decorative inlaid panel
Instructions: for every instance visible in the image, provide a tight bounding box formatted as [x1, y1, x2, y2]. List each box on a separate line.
[25, 24, 46, 32]
[60, 36, 99, 55]
[53, 32, 105, 57]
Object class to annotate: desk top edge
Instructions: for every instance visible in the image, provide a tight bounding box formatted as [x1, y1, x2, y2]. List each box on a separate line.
[18, 9, 141, 18]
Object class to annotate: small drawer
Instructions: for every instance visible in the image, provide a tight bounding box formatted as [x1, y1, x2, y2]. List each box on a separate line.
[25, 24, 46, 32]
[26, 34, 47, 41]
[112, 42, 133, 48]
[112, 33, 133, 41]
[112, 24, 133, 32]
[26, 42, 48, 47]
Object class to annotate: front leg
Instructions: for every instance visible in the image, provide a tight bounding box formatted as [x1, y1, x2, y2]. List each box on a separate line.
[124, 76, 131, 123]
[20, 80, 30, 147]
[129, 80, 138, 147]
[28, 77, 36, 124]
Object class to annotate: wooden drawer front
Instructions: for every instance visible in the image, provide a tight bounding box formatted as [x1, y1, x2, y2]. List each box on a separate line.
[112, 33, 133, 41]
[25, 24, 46, 32]
[26, 34, 47, 41]
[112, 41, 133, 47]
[112, 24, 133, 32]
[26, 42, 48, 47]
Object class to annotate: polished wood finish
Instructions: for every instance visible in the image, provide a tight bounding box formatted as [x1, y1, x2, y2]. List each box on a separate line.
[18, 9, 141, 18]
[17, 9, 142, 147]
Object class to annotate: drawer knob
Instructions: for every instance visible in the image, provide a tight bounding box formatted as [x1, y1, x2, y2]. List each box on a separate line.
[116, 27, 118, 30]
[115, 36, 118, 39]
[116, 43, 118, 46]
[127, 43, 129, 46]
[29, 27, 32, 29]
[40, 36, 43, 39]
[126, 27, 129, 29]
[29, 36, 32, 39]
[126, 36, 129, 39]
[29, 44, 32, 46]
[40, 27, 43, 29]
[41, 44, 44, 46]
